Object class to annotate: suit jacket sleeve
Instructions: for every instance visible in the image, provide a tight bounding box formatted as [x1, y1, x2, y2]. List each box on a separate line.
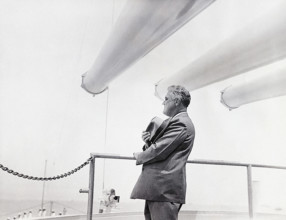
[135, 120, 187, 165]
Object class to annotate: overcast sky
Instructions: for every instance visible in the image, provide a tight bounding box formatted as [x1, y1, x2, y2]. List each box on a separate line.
[1, 0, 286, 217]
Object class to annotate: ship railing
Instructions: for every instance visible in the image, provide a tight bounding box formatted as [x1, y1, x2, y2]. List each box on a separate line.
[83, 153, 286, 220]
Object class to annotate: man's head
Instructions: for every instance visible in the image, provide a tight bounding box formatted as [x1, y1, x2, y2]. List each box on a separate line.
[162, 85, 191, 117]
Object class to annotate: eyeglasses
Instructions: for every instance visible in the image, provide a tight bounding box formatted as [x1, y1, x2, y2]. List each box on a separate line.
[163, 97, 174, 104]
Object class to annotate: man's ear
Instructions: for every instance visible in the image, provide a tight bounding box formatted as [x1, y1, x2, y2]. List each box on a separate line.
[175, 98, 180, 106]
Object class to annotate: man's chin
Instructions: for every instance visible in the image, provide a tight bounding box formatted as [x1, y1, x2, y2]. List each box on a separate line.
[163, 111, 170, 117]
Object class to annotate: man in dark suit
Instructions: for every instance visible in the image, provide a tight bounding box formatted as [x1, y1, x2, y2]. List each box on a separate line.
[131, 85, 195, 220]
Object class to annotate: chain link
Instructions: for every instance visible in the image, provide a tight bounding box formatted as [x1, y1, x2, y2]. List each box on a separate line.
[0, 157, 93, 181]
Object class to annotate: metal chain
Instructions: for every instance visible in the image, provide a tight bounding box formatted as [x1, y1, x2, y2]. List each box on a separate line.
[0, 157, 93, 181]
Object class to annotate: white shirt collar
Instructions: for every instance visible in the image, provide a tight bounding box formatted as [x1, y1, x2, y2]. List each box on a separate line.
[173, 111, 187, 119]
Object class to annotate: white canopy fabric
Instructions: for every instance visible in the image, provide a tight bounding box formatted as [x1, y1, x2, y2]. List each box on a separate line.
[81, 0, 215, 95]
[220, 63, 286, 110]
[154, 2, 286, 100]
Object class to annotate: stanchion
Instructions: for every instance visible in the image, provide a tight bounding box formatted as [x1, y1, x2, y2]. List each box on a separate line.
[87, 155, 95, 220]
[247, 165, 253, 219]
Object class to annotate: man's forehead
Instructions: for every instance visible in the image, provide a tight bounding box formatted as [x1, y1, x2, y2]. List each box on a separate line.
[166, 91, 174, 98]
[165, 93, 171, 98]
[167, 91, 172, 95]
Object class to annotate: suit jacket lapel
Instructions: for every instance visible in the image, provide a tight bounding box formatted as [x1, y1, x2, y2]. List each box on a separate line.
[152, 117, 173, 143]
[152, 112, 187, 143]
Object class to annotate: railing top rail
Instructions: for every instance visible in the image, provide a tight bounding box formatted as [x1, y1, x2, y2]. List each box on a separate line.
[91, 153, 286, 170]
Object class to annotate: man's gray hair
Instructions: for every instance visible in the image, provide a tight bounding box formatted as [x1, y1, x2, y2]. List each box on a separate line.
[168, 85, 191, 107]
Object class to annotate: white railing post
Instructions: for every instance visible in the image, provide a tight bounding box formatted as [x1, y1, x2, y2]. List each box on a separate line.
[247, 165, 254, 219]
[87, 155, 95, 220]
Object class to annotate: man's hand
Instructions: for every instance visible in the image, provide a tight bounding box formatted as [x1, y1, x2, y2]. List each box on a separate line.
[142, 131, 151, 144]
[133, 152, 140, 159]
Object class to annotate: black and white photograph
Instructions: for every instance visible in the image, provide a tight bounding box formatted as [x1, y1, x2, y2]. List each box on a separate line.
[1, 0, 286, 219]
